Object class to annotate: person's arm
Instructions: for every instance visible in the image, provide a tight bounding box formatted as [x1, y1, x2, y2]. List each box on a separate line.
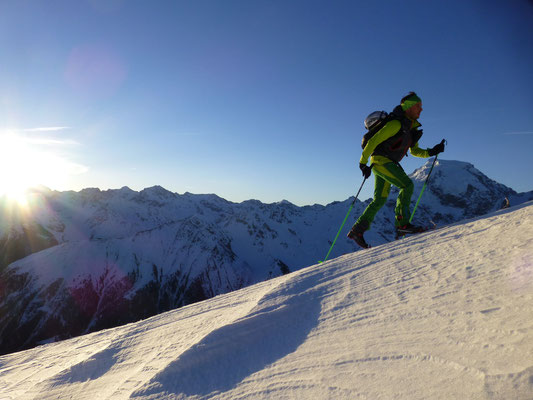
[409, 142, 430, 158]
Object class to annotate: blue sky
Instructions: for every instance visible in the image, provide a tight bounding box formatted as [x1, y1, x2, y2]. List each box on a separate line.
[1, 0, 532, 205]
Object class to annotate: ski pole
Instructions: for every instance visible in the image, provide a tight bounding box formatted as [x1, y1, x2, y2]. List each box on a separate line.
[320, 176, 368, 263]
[409, 139, 446, 223]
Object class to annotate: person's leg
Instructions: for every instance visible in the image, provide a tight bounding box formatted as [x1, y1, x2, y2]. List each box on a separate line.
[351, 173, 391, 232]
[372, 163, 414, 227]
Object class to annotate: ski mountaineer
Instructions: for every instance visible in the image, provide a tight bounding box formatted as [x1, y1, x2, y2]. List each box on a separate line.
[347, 92, 445, 249]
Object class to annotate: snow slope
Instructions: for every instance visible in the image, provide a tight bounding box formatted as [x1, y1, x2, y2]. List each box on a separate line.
[1, 202, 532, 399]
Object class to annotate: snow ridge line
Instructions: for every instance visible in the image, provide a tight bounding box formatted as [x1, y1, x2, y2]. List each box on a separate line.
[130, 267, 325, 398]
[7, 272, 295, 400]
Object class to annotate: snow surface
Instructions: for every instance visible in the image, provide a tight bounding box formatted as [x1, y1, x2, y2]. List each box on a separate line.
[1, 202, 532, 400]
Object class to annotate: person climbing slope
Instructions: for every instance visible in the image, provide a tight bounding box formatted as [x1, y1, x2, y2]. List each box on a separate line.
[347, 92, 445, 249]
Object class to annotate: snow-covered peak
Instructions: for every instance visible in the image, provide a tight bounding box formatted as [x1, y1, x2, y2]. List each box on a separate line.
[404, 159, 519, 223]
[412, 159, 512, 196]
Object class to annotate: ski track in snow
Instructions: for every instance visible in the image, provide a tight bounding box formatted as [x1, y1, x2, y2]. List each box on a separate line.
[1, 203, 533, 399]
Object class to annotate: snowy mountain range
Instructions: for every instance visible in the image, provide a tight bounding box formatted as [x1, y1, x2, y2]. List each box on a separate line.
[1, 198, 532, 399]
[1, 159, 532, 356]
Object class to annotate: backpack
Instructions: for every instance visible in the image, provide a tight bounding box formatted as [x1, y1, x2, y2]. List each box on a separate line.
[361, 110, 394, 149]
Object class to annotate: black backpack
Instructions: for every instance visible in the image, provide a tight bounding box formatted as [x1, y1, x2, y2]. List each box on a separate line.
[361, 110, 395, 149]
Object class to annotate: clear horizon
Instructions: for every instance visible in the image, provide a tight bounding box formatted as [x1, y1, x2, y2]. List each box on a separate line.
[3, 158, 531, 208]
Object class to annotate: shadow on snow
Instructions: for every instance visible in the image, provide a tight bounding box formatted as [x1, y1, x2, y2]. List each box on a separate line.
[132, 269, 329, 398]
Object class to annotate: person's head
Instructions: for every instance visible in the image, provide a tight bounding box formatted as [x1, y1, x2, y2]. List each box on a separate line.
[401, 92, 423, 120]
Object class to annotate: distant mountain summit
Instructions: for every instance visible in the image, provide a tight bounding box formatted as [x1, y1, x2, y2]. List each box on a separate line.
[409, 160, 525, 222]
[1, 160, 532, 355]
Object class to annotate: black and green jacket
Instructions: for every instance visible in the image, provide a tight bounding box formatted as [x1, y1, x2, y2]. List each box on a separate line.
[360, 105, 430, 165]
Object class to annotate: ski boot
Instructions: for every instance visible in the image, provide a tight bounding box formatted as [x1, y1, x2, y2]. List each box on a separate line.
[347, 222, 371, 249]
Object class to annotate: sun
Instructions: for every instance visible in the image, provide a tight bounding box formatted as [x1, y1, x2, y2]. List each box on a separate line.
[0, 132, 77, 206]
[2, 182, 30, 207]
[0, 134, 38, 205]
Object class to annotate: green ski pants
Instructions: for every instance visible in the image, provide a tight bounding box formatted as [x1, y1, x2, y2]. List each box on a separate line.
[354, 162, 414, 230]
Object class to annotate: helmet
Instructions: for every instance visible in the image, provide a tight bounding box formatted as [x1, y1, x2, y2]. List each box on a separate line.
[364, 111, 388, 130]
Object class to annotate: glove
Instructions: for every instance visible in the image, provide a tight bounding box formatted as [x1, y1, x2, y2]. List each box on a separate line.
[359, 163, 372, 179]
[428, 140, 445, 157]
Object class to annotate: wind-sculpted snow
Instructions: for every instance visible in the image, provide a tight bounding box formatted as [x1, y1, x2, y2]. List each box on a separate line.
[132, 266, 326, 398]
[0, 160, 532, 356]
[0, 202, 532, 399]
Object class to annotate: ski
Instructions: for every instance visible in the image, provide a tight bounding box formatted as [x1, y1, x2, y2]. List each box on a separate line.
[395, 222, 437, 240]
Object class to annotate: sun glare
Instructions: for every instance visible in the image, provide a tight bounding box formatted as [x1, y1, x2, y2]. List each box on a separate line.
[0, 132, 83, 207]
